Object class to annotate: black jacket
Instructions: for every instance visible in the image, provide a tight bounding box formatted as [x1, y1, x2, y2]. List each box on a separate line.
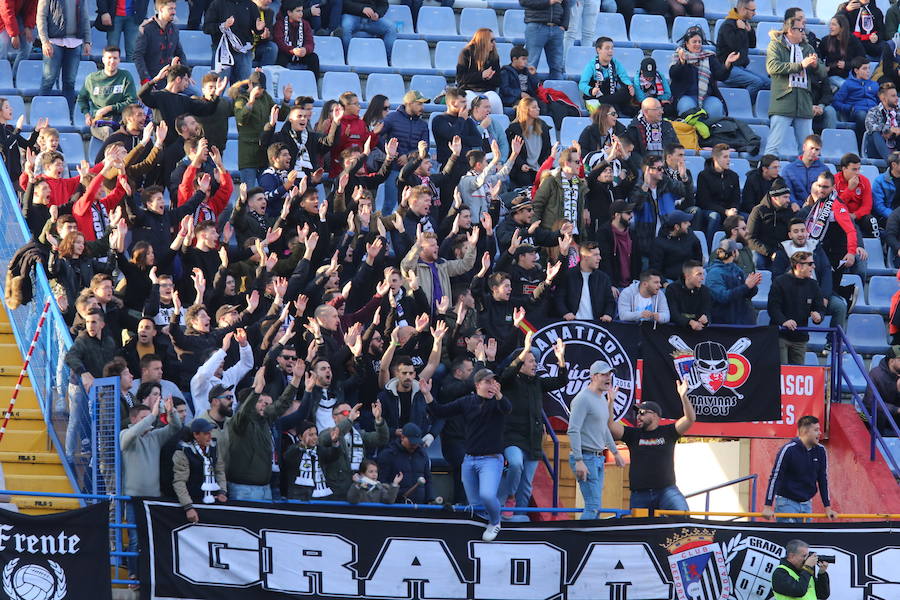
[669, 57, 731, 108]
[427, 392, 512, 455]
[696, 161, 741, 216]
[625, 119, 679, 160]
[264, 122, 335, 177]
[203, 0, 259, 44]
[818, 33, 866, 79]
[499, 64, 540, 107]
[771, 560, 830, 599]
[376, 438, 432, 503]
[715, 17, 755, 68]
[741, 168, 775, 214]
[64, 331, 118, 380]
[597, 222, 642, 287]
[746, 195, 795, 258]
[500, 361, 567, 459]
[343, 0, 388, 19]
[664, 280, 712, 327]
[432, 113, 482, 167]
[506, 120, 551, 186]
[456, 47, 501, 93]
[767, 273, 826, 342]
[519, 0, 569, 28]
[650, 230, 702, 282]
[578, 121, 627, 156]
[555, 265, 616, 319]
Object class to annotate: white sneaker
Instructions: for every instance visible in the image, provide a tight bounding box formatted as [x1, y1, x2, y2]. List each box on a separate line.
[482, 523, 501, 542]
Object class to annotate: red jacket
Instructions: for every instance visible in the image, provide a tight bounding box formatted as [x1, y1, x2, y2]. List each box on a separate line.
[20, 161, 105, 207]
[177, 164, 233, 223]
[72, 172, 126, 241]
[835, 171, 873, 218]
[0, 0, 36, 38]
[329, 114, 377, 176]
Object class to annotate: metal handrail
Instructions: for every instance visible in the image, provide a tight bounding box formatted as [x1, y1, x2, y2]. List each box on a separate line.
[541, 409, 560, 508]
[683, 474, 758, 522]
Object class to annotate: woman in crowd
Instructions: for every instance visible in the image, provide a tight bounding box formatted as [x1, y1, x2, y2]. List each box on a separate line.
[362, 94, 390, 132]
[456, 28, 503, 114]
[470, 94, 509, 161]
[578, 103, 627, 155]
[48, 231, 115, 321]
[505, 97, 550, 188]
[669, 26, 739, 119]
[818, 15, 866, 90]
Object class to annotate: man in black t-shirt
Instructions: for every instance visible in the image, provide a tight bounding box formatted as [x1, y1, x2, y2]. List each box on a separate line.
[608, 379, 695, 512]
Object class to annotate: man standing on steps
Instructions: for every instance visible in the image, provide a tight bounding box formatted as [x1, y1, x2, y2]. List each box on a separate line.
[568, 360, 625, 520]
[762, 414, 837, 523]
[608, 379, 695, 513]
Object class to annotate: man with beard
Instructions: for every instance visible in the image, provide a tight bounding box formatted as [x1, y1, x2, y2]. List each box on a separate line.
[557, 240, 616, 322]
[865, 82, 900, 160]
[650, 210, 702, 283]
[118, 317, 180, 382]
[380, 90, 431, 214]
[597, 200, 641, 289]
[190, 329, 254, 416]
[746, 177, 795, 269]
[346, 324, 386, 430]
[864, 345, 900, 435]
[95, 104, 148, 161]
[194, 383, 235, 466]
[608, 379, 695, 512]
[722, 215, 757, 275]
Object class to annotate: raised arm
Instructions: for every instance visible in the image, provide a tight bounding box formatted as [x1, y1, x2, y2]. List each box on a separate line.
[674, 378, 695, 434]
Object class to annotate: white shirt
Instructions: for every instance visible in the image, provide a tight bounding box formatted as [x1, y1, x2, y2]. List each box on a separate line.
[576, 270, 593, 319]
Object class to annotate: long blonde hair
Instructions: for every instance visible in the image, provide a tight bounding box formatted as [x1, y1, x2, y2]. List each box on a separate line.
[464, 28, 499, 71]
[515, 97, 542, 137]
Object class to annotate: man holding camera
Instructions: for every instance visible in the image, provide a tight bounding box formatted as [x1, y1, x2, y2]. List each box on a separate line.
[771, 539, 831, 600]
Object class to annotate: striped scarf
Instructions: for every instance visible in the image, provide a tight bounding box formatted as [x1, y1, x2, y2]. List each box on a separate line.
[673, 49, 714, 102]
[638, 73, 665, 99]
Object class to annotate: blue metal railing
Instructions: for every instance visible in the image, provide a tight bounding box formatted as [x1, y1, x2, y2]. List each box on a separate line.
[684, 474, 759, 522]
[541, 410, 559, 508]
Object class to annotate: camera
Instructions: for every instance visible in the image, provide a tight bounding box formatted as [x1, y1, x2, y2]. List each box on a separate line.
[816, 554, 836, 564]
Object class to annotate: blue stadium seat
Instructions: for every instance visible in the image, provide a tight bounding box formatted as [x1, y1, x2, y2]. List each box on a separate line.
[503, 10, 526, 38]
[817, 0, 843, 19]
[271, 69, 318, 101]
[694, 231, 709, 263]
[757, 309, 769, 325]
[559, 116, 590, 145]
[392, 40, 433, 72]
[595, 13, 628, 44]
[321, 72, 361, 102]
[384, 4, 414, 35]
[409, 75, 447, 102]
[705, 0, 732, 18]
[685, 155, 705, 178]
[863, 237, 896, 276]
[74, 61, 97, 92]
[629, 14, 671, 48]
[434, 41, 466, 71]
[866, 275, 897, 314]
[731, 158, 751, 183]
[539, 115, 557, 144]
[119, 62, 140, 86]
[365, 74, 406, 104]
[744, 124, 769, 159]
[671, 17, 710, 43]
[755, 90, 771, 119]
[565, 46, 594, 77]
[542, 80, 584, 112]
[842, 272, 867, 312]
[650, 49, 674, 71]
[711, 230, 726, 251]
[615, 48, 645, 77]
[460, 8, 500, 37]
[720, 88, 755, 120]
[747, 54, 768, 80]
[180, 30, 213, 66]
[492, 113, 510, 131]
[713, 18, 726, 42]
[16, 60, 45, 95]
[804, 351, 820, 366]
[776, 0, 813, 18]
[347, 38, 389, 70]
[417, 6, 457, 36]
[807, 23, 829, 39]
[840, 351, 868, 391]
[860, 164, 880, 182]
[57, 132, 86, 164]
[752, 269, 772, 309]
[0, 62, 14, 94]
[222, 143, 238, 173]
[90, 29, 106, 60]
[821, 128, 858, 162]
[806, 315, 831, 353]
[846, 313, 888, 354]
[315, 36, 347, 70]
[755, 23, 782, 49]
[495, 42, 514, 65]
[31, 96, 73, 129]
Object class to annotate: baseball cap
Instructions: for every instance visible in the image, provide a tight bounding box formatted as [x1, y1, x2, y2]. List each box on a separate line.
[514, 243, 538, 258]
[459, 325, 484, 338]
[888, 345, 900, 359]
[401, 422, 424, 445]
[610, 200, 635, 215]
[191, 419, 216, 433]
[509, 194, 533, 213]
[474, 368, 497, 383]
[589, 360, 613, 375]
[769, 177, 790, 198]
[640, 57, 657, 77]
[215, 304, 240, 322]
[403, 90, 428, 105]
[665, 210, 693, 226]
[719, 239, 743, 253]
[208, 383, 234, 403]
[636, 401, 663, 417]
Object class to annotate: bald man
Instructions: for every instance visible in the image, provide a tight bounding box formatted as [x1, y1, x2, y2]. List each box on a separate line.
[625, 98, 679, 160]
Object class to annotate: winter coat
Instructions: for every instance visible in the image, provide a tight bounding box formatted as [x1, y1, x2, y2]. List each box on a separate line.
[381, 105, 430, 161]
[741, 168, 775, 214]
[767, 272, 826, 341]
[864, 357, 900, 433]
[500, 360, 567, 460]
[596, 222, 642, 287]
[650, 229, 703, 282]
[226, 384, 295, 486]
[835, 170, 873, 218]
[838, 3, 885, 57]
[96, 0, 150, 24]
[376, 439, 432, 503]
[64, 330, 117, 380]
[329, 113, 377, 176]
[0, 0, 36, 39]
[376, 378, 442, 438]
[134, 17, 185, 83]
[833, 73, 879, 115]
[616, 280, 670, 322]
[625, 118, 679, 160]
[532, 169, 587, 232]
[343, 0, 387, 19]
[499, 64, 540, 107]
[664, 280, 712, 327]
[318, 417, 389, 500]
[456, 46, 501, 93]
[400, 240, 476, 309]
[578, 57, 633, 106]
[771, 241, 834, 297]
[781, 156, 827, 205]
[669, 55, 731, 106]
[506, 120, 551, 183]
[273, 13, 314, 65]
[705, 259, 757, 324]
[872, 171, 900, 219]
[628, 174, 686, 257]
[696, 161, 741, 216]
[817, 33, 866, 79]
[716, 12, 755, 68]
[347, 478, 400, 504]
[233, 85, 290, 169]
[203, 0, 258, 45]
[766, 31, 828, 119]
[577, 121, 627, 156]
[554, 264, 617, 319]
[519, 0, 569, 27]
[746, 194, 795, 258]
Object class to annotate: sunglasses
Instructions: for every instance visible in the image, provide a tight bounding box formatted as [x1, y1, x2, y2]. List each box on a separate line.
[637, 409, 657, 416]
[334, 409, 351, 417]
[281, 355, 297, 360]
[215, 394, 234, 401]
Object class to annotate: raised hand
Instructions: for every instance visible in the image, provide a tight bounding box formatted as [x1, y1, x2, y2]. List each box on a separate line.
[512, 306, 526, 328]
[414, 312, 429, 333]
[553, 338, 565, 363]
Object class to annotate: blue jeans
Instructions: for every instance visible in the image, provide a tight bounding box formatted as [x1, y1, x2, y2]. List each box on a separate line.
[813, 105, 838, 134]
[0, 18, 34, 80]
[827, 293, 848, 332]
[828, 75, 846, 91]
[677, 95, 725, 119]
[64, 384, 90, 461]
[125, 502, 139, 576]
[41, 43, 81, 114]
[702, 209, 723, 246]
[107, 15, 139, 60]
[564, 0, 613, 52]
[525, 22, 565, 80]
[499, 445, 539, 511]
[340, 14, 396, 60]
[723, 65, 769, 100]
[254, 41, 278, 68]
[774, 495, 811, 523]
[461, 453, 504, 526]
[629, 485, 689, 512]
[765, 114, 813, 157]
[569, 453, 606, 519]
[222, 51, 253, 86]
[229, 482, 273, 501]
[239, 167, 259, 187]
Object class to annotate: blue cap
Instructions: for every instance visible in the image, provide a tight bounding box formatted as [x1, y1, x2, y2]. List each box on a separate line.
[401, 422, 423, 445]
[191, 419, 216, 434]
[665, 210, 693, 226]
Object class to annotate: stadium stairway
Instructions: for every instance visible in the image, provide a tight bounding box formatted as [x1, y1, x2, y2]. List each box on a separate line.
[0, 304, 75, 515]
[749, 403, 900, 519]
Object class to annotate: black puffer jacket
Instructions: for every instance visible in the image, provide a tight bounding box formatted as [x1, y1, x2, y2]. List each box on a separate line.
[746, 194, 794, 258]
[519, 0, 569, 28]
[696, 160, 741, 216]
[500, 360, 567, 459]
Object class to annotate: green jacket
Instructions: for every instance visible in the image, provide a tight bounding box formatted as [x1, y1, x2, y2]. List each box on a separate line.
[233, 88, 290, 170]
[765, 31, 828, 119]
[533, 169, 588, 233]
[76, 69, 137, 119]
[226, 383, 296, 486]
[317, 417, 390, 500]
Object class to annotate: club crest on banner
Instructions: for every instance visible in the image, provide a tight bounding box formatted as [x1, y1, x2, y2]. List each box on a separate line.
[668, 335, 752, 417]
[532, 321, 636, 420]
[2, 559, 67, 600]
[723, 534, 784, 600]
[663, 529, 732, 600]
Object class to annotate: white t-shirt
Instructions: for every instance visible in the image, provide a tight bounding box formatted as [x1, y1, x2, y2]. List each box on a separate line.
[576, 270, 593, 319]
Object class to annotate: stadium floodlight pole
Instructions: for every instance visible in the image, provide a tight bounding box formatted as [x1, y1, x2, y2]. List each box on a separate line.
[0, 297, 51, 444]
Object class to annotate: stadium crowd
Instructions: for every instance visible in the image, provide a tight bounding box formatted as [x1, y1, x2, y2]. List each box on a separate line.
[4, 0, 900, 587]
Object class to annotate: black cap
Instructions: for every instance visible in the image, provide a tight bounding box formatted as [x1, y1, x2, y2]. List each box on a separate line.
[401, 422, 423, 445]
[640, 57, 657, 76]
[769, 176, 790, 198]
[459, 325, 484, 338]
[888, 345, 900, 359]
[208, 383, 234, 404]
[610, 200, 635, 214]
[636, 401, 663, 417]
[191, 419, 216, 433]
[514, 244, 538, 257]
[474, 368, 497, 383]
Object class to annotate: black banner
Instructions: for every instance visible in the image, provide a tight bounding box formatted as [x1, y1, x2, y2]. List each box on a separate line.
[640, 323, 782, 422]
[532, 320, 641, 426]
[0, 502, 111, 600]
[136, 500, 900, 600]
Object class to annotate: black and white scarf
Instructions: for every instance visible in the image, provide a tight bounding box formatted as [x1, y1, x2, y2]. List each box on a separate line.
[805, 192, 835, 241]
[295, 446, 333, 497]
[289, 127, 313, 171]
[593, 58, 618, 95]
[636, 112, 664, 151]
[788, 41, 808, 89]
[560, 174, 580, 234]
[214, 23, 253, 73]
[281, 15, 304, 61]
[192, 442, 219, 504]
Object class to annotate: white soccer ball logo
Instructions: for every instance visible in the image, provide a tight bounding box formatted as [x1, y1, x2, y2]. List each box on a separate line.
[12, 565, 54, 600]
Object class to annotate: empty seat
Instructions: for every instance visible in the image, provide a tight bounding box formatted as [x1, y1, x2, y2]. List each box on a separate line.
[417, 6, 457, 35]
[315, 36, 346, 68]
[867, 275, 897, 314]
[671, 16, 710, 43]
[0, 62, 14, 94]
[685, 155, 705, 177]
[347, 38, 388, 69]
[860, 164, 880, 182]
[711, 230, 726, 251]
[180, 30, 213, 66]
[409, 75, 447, 102]
[751, 270, 772, 309]
[720, 88, 754, 120]
[74, 61, 97, 92]
[705, 0, 732, 17]
[694, 230, 710, 263]
[748, 54, 768, 80]
[756, 22, 783, 49]
[460, 8, 499, 37]
[595, 13, 628, 43]
[616, 48, 645, 77]
[16, 60, 45, 94]
[757, 309, 770, 325]
[30, 96, 72, 127]
[503, 9, 526, 38]
[384, 4, 414, 35]
[846, 313, 888, 354]
[321, 72, 361, 102]
[271, 69, 318, 100]
[776, 0, 813, 18]
[713, 18, 726, 42]
[542, 80, 584, 112]
[119, 62, 140, 86]
[755, 89, 771, 119]
[559, 116, 591, 145]
[864, 237, 896, 276]
[57, 132, 86, 163]
[731, 157, 751, 176]
[496, 42, 513, 66]
[650, 49, 674, 70]
[222, 143, 239, 172]
[365, 74, 406, 104]
[539, 115, 557, 144]
[840, 352, 868, 391]
[629, 14, 670, 47]
[565, 45, 595, 76]
[434, 41, 466, 71]
[821, 128, 858, 162]
[392, 40, 432, 71]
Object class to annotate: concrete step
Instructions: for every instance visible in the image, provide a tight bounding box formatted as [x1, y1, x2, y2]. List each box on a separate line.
[5, 474, 72, 493]
[0, 344, 22, 364]
[0, 428, 50, 451]
[1, 461, 67, 477]
[0, 323, 13, 335]
[0, 451, 65, 465]
[0, 386, 40, 410]
[11, 496, 81, 512]
[1, 409, 47, 429]
[0, 366, 28, 378]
